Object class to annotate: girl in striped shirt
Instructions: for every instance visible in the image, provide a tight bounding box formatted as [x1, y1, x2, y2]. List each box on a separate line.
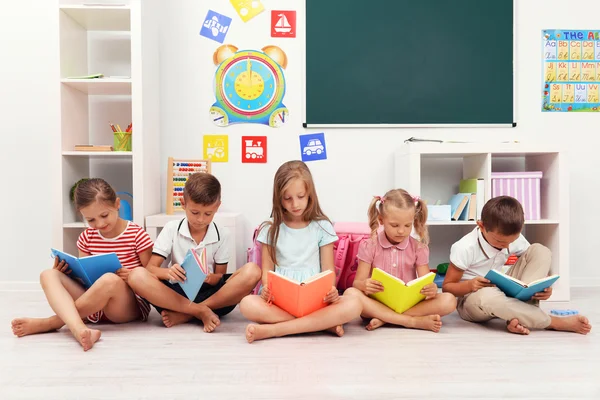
[11, 178, 153, 351]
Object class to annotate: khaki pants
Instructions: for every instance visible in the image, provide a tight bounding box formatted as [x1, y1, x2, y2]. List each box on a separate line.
[457, 244, 552, 329]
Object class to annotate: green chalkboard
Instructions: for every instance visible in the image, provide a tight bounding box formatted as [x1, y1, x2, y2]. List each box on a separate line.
[305, 0, 514, 126]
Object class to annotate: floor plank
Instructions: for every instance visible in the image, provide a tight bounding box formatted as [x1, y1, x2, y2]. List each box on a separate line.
[1, 288, 599, 399]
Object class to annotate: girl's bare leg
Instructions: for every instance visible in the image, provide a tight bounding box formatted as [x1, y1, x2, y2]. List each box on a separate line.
[244, 295, 362, 343]
[344, 287, 443, 332]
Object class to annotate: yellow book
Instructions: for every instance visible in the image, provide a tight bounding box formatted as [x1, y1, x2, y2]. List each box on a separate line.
[369, 268, 436, 314]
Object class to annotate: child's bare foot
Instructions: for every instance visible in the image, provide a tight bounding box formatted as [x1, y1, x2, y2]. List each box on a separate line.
[74, 328, 101, 351]
[366, 318, 385, 331]
[549, 315, 592, 335]
[410, 315, 442, 332]
[11, 318, 57, 337]
[325, 325, 344, 337]
[193, 304, 220, 333]
[161, 310, 192, 328]
[245, 324, 274, 343]
[507, 318, 530, 335]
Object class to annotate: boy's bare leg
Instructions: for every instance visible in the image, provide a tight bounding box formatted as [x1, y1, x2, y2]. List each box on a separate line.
[160, 310, 193, 328]
[344, 287, 442, 332]
[548, 315, 592, 334]
[200, 263, 261, 310]
[127, 267, 220, 332]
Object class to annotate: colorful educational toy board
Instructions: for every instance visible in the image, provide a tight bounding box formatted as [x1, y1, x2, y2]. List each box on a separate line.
[166, 158, 211, 214]
[543, 30, 600, 112]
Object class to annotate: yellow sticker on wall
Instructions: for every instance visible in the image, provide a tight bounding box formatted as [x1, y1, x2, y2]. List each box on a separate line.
[229, 0, 264, 22]
[203, 135, 229, 162]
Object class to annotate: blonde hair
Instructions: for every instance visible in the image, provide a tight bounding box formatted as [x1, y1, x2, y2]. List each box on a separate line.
[261, 160, 332, 265]
[367, 189, 429, 246]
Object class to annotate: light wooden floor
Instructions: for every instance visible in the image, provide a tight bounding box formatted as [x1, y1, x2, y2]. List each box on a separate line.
[1, 288, 599, 400]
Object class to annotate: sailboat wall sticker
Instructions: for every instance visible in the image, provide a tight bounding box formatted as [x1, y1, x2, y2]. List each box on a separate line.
[271, 10, 296, 38]
[209, 44, 289, 128]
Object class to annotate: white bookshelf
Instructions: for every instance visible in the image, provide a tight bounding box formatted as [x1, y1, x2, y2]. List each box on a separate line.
[57, 1, 161, 255]
[395, 143, 570, 301]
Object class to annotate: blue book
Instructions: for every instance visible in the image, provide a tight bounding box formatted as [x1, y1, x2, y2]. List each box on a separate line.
[50, 248, 122, 289]
[484, 269, 559, 301]
[178, 248, 209, 301]
[448, 193, 470, 221]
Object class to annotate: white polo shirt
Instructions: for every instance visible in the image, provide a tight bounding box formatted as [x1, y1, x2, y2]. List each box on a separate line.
[450, 227, 530, 281]
[152, 218, 230, 274]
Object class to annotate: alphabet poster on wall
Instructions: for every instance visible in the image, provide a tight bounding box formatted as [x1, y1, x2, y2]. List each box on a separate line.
[542, 30, 600, 112]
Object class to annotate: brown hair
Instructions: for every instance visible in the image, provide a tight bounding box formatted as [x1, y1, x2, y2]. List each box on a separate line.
[481, 196, 524, 236]
[73, 178, 117, 211]
[262, 160, 333, 265]
[367, 189, 429, 246]
[183, 173, 221, 205]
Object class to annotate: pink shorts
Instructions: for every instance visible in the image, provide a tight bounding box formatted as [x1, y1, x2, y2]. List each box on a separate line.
[87, 295, 151, 323]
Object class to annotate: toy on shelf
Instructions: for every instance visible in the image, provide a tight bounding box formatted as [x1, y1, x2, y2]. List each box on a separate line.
[116, 191, 133, 221]
[433, 262, 449, 287]
[166, 157, 211, 214]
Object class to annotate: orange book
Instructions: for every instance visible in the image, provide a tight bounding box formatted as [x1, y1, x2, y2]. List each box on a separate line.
[267, 270, 334, 318]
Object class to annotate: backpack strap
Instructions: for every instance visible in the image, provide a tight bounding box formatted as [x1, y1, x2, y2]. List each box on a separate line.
[213, 222, 220, 241]
[177, 218, 185, 232]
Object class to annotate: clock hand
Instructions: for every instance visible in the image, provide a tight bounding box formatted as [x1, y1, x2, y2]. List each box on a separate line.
[246, 57, 252, 86]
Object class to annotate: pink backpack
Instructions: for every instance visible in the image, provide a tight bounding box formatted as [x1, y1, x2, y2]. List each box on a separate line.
[333, 222, 371, 291]
[247, 226, 263, 294]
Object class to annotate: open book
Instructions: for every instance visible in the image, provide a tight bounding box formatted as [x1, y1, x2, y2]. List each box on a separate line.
[179, 248, 209, 301]
[484, 269, 559, 301]
[370, 268, 436, 314]
[50, 248, 121, 289]
[267, 270, 334, 318]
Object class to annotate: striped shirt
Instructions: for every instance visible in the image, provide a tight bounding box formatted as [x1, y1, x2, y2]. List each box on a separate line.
[77, 221, 154, 269]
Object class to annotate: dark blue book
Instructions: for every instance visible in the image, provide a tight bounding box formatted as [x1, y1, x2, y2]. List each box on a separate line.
[50, 248, 122, 289]
[484, 269, 559, 301]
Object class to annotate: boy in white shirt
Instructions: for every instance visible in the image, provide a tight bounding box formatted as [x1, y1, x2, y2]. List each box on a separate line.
[443, 196, 591, 335]
[128, 173, 261, 333]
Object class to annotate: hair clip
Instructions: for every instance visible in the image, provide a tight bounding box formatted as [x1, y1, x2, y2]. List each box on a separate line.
[374, 195, 385, 204]
[412, 195, 420, 204]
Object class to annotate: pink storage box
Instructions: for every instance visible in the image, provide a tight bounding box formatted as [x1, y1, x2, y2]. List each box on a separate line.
[491, 171, 542, 220]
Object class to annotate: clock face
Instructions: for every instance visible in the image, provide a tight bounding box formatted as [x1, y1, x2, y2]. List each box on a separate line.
[209, 106, 229, 126]
[214, 50, 285, 120]
[269, 107, 288, 127]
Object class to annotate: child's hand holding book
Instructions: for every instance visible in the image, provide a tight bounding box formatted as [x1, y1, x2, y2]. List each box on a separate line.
[52, 256, 71, 275]
[167, 264, 186, 282]
[420, 283, 438, 300]
[116, 268, 131, 282]
[323, 286, 340, 303]
[364, 278, 384, 295]
[469, 276, 494, 292]
[204, 273, 222, 286]
[532, 287, 552, 301]
[261, 286, 272, 302]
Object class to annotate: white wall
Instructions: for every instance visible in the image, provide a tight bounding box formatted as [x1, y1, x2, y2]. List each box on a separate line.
[159, 0, 600, 286]
[2, 1, 599, 285]
[0, 1, 60, 283]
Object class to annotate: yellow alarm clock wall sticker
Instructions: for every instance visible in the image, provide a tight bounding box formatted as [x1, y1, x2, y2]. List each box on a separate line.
[210, 44, 289, 127]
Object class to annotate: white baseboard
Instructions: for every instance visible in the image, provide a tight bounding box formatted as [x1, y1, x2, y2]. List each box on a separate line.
[570, 278, 600, 287]
[0, 281, 41, 291]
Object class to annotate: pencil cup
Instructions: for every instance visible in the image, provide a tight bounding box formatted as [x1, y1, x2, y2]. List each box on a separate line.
[113, 132, 132, 152]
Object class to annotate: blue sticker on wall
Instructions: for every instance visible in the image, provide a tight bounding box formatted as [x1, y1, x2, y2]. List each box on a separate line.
[299, 133, 327, 162]
[200, 10, 232, 43]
